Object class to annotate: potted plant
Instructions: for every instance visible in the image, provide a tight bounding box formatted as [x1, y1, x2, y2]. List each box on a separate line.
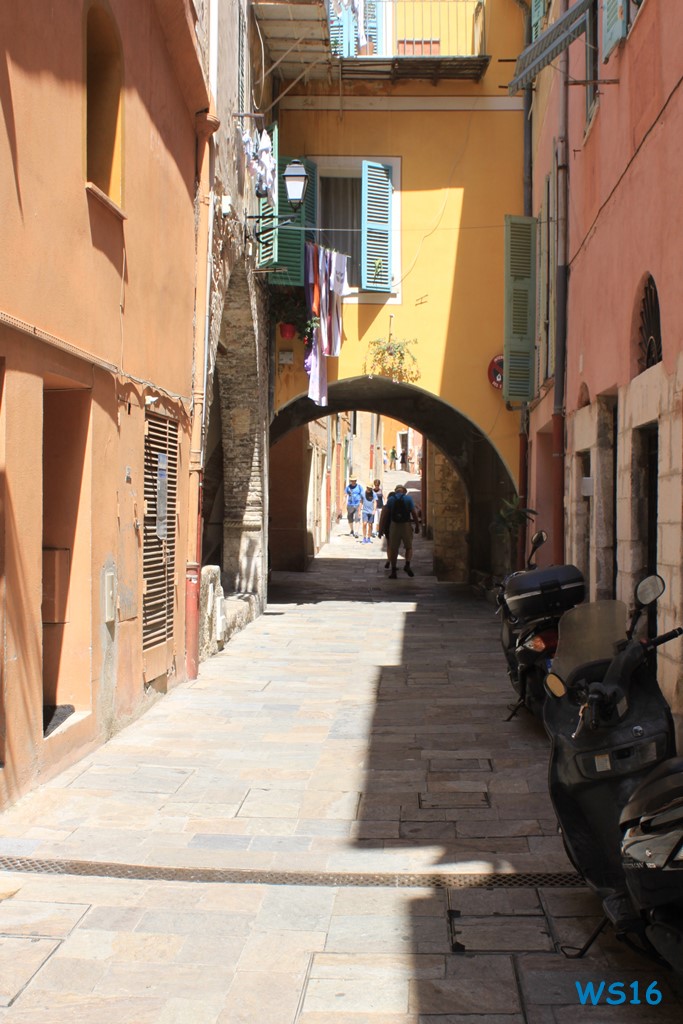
[490, 496, 537, 576]
[364, 336, 420, 384]
[270, 288, 317, 340]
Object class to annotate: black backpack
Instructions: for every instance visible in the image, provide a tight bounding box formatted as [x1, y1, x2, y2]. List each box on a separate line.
[390, 494, 411, 523]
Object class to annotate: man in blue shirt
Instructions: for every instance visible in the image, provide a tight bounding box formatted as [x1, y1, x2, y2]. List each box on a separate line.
[345, 475, 364, 537]
[384, 484, 420, 577]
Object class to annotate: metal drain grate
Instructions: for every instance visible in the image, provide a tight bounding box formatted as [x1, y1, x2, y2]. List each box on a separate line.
[0, 856, 584, 889]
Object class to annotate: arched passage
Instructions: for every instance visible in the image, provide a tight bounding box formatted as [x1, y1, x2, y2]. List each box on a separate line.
[270, 376, 517, 577]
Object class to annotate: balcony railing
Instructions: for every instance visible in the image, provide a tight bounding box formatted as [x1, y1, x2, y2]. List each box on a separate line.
[327, 0, 486, 61]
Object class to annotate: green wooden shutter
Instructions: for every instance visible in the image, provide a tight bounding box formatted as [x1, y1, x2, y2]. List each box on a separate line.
[271, 156, 305, 286]
[603, 0, 627, 62]
[361, 161, 392, 293]
[303, 158, 318, 242]
[257, 123, 278, 268]
[503, 215, 536, 403]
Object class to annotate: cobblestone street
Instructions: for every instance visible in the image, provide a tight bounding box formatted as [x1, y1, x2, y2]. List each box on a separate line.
[1, 486, 682, 1021]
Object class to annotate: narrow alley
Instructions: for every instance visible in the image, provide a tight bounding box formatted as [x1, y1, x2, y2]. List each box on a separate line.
[0, 483, 681, 1022]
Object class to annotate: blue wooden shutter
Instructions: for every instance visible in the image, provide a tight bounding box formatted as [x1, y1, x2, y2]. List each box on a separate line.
[363, 1, 382, 55]
[603, 0, 627, 62]
[328, 1, 354, 57]
[361, 161, 392, 293]
[503, 215, 536, 403]
[257, 123, 278, 268]
[531, 0, 545, 42]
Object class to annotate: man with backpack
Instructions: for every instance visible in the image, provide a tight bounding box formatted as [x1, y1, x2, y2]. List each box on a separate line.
[380, 484, 420, 578]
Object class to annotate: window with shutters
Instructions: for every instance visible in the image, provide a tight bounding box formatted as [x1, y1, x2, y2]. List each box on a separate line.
[260, 152, 400, 299]
[313, 156, 398, 297]
[503, 215, 536, 404]
[531, 0, 549, 42]
[143, 415, 178, 669]
[602, 0, 628, 62]
[328, 0, 384, 57]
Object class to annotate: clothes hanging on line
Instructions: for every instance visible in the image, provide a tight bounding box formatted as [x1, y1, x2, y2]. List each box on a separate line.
[305, 242, 348, 360]
[329, 251, 348, 357]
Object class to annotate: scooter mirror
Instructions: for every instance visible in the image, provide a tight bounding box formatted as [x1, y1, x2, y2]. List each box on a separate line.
[544, 673, 567, 698]
[530, 530, 548, 552]
[635, 573, 665, 607]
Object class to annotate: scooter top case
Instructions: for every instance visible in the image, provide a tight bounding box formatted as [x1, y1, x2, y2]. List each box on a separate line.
[620, 757, 683, 910]
[544, 601, 675, 898]
[503, 564, 585, 626]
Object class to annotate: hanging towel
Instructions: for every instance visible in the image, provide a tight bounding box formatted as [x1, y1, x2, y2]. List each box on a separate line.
[318, 246, 331, 356]
[307, 326, 328, 407]
[329, 251, 348, 357]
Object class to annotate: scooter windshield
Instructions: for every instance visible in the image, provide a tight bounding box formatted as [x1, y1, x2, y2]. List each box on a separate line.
[551, 600, 628, 682]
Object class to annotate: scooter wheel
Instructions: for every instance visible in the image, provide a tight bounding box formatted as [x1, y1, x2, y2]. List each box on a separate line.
[645, 921, 683, 973]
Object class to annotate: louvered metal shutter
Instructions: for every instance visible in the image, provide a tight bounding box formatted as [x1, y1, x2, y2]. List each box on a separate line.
[143, 415, 178, 674]
[361, 160, 393, 292]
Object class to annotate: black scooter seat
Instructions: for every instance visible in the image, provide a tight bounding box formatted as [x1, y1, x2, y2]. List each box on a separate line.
[620, 758, 683, 828]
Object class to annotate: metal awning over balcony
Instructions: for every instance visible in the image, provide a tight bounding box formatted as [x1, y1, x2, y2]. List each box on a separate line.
[252, 1, 490, 85]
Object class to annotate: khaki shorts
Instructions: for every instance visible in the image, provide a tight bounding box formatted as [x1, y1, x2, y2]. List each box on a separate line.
[389, 520, 414, 553]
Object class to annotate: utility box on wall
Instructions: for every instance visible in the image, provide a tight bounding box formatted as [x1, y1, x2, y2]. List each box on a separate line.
[42, 548, 70, 624]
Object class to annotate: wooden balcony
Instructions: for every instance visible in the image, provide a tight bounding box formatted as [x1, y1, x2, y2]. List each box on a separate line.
[252, 0, 490, 85]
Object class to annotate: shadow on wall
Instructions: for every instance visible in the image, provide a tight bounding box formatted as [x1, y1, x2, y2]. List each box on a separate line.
[1, 470, 43, 805]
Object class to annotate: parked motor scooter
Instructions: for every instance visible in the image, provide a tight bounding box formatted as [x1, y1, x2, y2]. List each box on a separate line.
[544, 574, 683, 969]
[497, 531, 585, 719]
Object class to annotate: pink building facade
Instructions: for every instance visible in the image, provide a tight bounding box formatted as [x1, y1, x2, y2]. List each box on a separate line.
[510, 1, 683, 734]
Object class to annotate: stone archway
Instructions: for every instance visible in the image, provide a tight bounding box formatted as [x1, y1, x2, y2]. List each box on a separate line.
[270, 377, 516, 576]
[202, 263, 270, 601]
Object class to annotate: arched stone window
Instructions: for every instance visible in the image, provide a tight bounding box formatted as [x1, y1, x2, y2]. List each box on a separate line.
[86, 2, 123, 205]
[637, 275, 662, 372]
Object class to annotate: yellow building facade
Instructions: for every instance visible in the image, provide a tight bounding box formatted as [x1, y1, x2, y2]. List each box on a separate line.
[261, 1, 527, 577]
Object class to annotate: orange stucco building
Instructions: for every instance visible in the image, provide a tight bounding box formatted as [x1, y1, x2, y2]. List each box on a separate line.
[0, 0, 215, 806]
[509, 0, 683, 732]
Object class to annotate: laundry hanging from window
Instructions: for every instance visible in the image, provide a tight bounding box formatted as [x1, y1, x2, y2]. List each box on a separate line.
[303, 242, 350, 406]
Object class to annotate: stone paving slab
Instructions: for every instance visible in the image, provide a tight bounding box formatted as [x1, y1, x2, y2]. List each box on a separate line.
[1, 492, 682, 1020]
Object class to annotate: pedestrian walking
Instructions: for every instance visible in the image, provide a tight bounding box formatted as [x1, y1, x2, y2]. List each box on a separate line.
[389, 446, 397, 470]
[382, 448, 388, 470]
[377, 489, 395, 568]
[385, 484, 420, 578]
[399, 448, 407, 469]
[360, 485, 376, 543]
[345, 475, 363, 537]
[372, 478, 384, 537]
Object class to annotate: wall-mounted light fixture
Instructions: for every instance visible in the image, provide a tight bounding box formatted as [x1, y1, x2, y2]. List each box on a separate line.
[247, 159, 309, 242]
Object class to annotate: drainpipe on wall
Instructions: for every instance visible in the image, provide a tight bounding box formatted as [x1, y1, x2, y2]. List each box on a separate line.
[514, 0, 532, 571]
[186, 108, 219, 681]
[553, 0, 570, 565]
